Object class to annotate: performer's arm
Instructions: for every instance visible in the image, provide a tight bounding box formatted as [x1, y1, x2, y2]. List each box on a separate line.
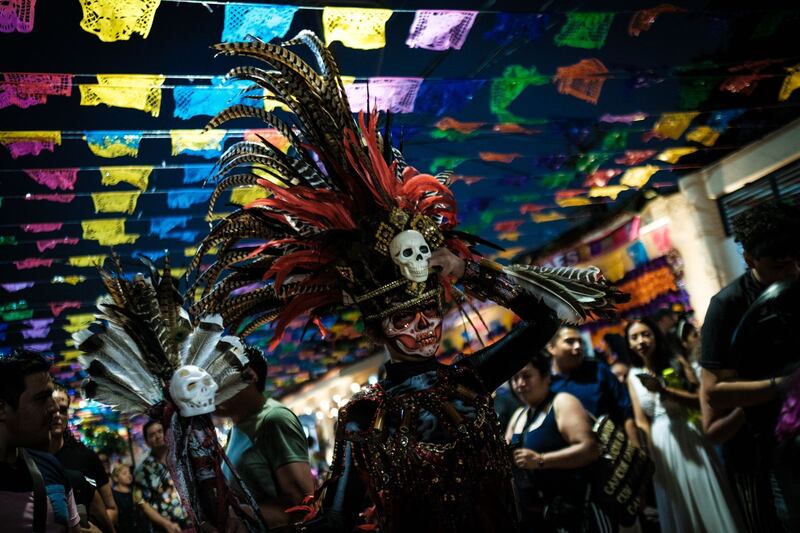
[430, 250, 559, 391]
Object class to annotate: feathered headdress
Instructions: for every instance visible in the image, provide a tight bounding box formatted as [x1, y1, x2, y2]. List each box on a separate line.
[189, 31, 627, 346]
[73, 255, 250, 415]
[73, 255, 265, 531]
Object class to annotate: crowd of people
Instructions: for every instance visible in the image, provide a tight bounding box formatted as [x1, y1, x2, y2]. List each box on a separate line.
[0, 202, 797, 533]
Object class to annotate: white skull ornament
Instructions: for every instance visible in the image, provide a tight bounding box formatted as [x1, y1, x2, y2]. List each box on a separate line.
[389, 230, 432, 282]
[169, 365, 219, 417]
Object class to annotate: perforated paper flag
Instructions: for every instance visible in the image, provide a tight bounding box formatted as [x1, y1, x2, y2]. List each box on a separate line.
[685, 126, 720, 147]
[91, 190, 141, 214]
[779, 64, 800, 102]
[80, 74, 164, 116]
[620, 165, 660, 188]
[0, 131, 61, 159]
[554, 58, 609, 105]
[490, 65, 549, 123]
[171, 129, 227, 158]
[222, 3, 298, 43]
[405, 10, 477, 51]
[323, 7, 392, 50]
[67, 255, 107, 267]
[656, 147, 697, 163]
[647, 112, 699, 141]
[554, 12, 614, 49]
[345, 78, 423, 113]
[100, 166, 151, 190]
[24, 168, 78, 191]
[0, 0, 36, 32]
[81, 219, 139, 245]
[78, 0, 161, 42]
[84, 131, 142, 158]
[0, 73, 72, 109]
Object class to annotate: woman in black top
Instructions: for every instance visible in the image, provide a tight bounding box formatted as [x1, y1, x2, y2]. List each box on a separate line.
[506, 353, 610, 532]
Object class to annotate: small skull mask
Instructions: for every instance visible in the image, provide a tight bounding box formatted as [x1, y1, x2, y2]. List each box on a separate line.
[169, 365, 218, 417]
[389, 230, 431, 282]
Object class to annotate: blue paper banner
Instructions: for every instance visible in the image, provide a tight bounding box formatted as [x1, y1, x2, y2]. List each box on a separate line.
[414, 80, 486, 116]
[173, 77, 257, 119]
[484, 13, 549, 44]
[183, 164, 215, 184]
[149, 216, 190, 237]
[166, 189, 213, 209]
[222, 3, 299, 43]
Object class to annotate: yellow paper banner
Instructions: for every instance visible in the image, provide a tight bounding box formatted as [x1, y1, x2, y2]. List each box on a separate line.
[91, 190, 141, 214]
[170, 129, 226, 155]
[0, 130, 61, 145]
[323, 7, 393, 50]
[67, 255, 108, 267]
[78, 0, 161, 42]
[779, 64, 800, 102]
[531, 211, 565, 223]
[100, 166, 152, 190]
[556, 196, 592, 207]
[589, 185, 629, 200]
[52, 275, 87, 285]
[80, 74, 164, 117]
[81, 218, 140, 245]
[63, 313, 96, 334]
[685, 126, 720, 147]
[651, 112, 699, 140]
[60, 350, 83, 362]
[656, 147, 697, 163]
[621, 165, 660, 188]
[230, 186, 267, 206]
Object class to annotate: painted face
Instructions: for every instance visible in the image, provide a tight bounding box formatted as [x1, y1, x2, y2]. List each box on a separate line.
[381, 303, 443, 359]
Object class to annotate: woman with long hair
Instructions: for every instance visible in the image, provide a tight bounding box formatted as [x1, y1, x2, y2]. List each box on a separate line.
[505, 353, 611, 532]
[626, 318, 742, 532]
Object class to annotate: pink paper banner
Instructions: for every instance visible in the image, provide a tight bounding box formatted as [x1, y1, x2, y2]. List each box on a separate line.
[345, 78, 423, 113]
[36, 237, 80, 252]
[50, 301, 81, 317]
[0, 0, 37, 33]
[406, 10, 478, 51]
[2, 281, 35, 292]
[21, 222, 63, 233]
[25, 193, 75, 203]
[14, 257, 53, 270]
[0, 73, 72, 109]
[2, 140, 57, 159]
[24, 168, 79, 191]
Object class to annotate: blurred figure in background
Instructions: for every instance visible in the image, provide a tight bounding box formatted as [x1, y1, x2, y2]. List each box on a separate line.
[134, 420, 187, 533]
[111, 464, 150, 533]
[548, 326, 640, 447]
[700, 201, 800, 532]
[51, 384, 117, 531]
[626, 318, 742, 533]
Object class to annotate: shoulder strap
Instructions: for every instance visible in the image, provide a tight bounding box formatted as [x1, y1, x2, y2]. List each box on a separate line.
[20, 449, 47, 533]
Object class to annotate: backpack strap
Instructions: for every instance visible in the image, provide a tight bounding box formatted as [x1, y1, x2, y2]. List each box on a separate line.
[20, 449, 47, 533]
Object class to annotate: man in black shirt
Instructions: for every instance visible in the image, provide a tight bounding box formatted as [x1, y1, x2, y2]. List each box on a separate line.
[51, 384, 117, 532]
[700, 202, 800, 532]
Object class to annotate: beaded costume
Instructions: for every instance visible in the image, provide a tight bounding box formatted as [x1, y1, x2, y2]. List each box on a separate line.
[189, 31, 628, 532]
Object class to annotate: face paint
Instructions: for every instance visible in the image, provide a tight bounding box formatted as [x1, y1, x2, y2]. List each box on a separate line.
[381, 304, 443, 359]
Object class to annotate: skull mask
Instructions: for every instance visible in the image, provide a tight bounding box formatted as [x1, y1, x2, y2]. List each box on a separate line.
[381, 304, 443, 359]
[389, 230, 432, 283]
[169, 365, 219, 417]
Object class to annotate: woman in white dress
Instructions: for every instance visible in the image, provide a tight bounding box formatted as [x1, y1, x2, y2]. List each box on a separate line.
[626, 317, 743, 533]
